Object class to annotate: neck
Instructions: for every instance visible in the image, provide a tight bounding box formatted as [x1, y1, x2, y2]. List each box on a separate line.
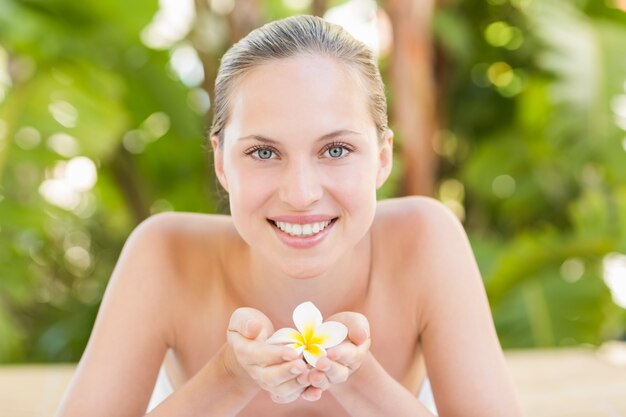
[228, 232, 373, 327]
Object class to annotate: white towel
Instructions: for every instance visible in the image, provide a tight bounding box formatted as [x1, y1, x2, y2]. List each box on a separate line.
[147, 365, 438, 415]
[147, 365, 174, 412]
[417, 377, 438, 415]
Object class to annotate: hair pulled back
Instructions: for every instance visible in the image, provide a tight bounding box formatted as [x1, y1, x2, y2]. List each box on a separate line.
[209, 15, 388, 145]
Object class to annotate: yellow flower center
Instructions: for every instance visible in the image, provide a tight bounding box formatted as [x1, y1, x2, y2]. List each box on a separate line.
[292, 324, 327, 352]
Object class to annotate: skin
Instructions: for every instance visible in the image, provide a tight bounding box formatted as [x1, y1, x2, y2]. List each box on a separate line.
[56, 55, 523, 417]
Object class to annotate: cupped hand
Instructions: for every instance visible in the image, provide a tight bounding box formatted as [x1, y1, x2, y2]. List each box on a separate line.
[225, 307, 311, 404]
[299, 311, 371, 401]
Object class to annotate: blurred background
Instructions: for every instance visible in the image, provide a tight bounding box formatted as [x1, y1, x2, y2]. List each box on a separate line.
[0, 0, 625, 364]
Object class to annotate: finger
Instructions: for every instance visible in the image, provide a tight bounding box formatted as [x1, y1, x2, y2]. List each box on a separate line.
[245, 319, 262, 340]
[254, 344, 300, 367]
[228, 307, 274, 341]
[308, 369, 331, 390]
[326, 343, 355, 364]
[270, 391, 300, 404]
[349, 325, 369, 346]
[264, 377, 309, 402]
[327, 337, 371, 367]
[315, 357, 350, 385]
[297, 369, 311, 386]
[326, 312, 370, 346]
[254, 359, 308, 388]
[301, 386, 323, 402]
[229, 332, 300, 367]
[270, 382, 307, 404]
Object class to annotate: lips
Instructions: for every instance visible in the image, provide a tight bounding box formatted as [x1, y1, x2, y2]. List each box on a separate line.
[267, 217, 338, 249]
[268, 218, 338, 235]
[267, 214, 338, 224]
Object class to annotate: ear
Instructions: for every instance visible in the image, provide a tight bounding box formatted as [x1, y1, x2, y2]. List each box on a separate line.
[211, 135, 229, 192]
[376, 128, 393, 189]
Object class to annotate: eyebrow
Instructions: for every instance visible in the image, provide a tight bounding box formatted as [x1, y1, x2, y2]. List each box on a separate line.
[237, 129, 361, 144]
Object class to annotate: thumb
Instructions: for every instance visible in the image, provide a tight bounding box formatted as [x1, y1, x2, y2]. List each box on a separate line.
[228, 307, 274, 341]
[328, 311, 370, 346]
[244, 319, 263, 340]
[348, 324, 369, 346]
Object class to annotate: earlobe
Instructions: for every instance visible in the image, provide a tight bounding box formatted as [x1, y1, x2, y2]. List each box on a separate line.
[376, 129, 394, 189]
[211, 135, 229, 192]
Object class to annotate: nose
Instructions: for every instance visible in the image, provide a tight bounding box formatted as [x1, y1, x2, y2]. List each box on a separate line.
[278, 159, 323, 209]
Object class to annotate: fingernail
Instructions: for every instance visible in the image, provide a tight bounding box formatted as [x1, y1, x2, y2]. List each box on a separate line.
[244, 320, 252, 333]
[290, 367, 303, 375]
[282, 349, 297, 361]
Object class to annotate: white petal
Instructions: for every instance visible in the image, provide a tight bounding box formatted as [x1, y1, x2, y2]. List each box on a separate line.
[303, 345, 327, 367]
[293, 345, 304, 355]
[315, 321, 348, 348]
[293, 301, 323, 335]
[266, 327, 300, 345]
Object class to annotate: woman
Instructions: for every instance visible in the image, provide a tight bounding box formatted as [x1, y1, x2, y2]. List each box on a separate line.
[57, 15, 522, 417]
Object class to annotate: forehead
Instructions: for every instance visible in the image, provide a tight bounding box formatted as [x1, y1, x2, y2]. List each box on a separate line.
[225, 54, 373, 141]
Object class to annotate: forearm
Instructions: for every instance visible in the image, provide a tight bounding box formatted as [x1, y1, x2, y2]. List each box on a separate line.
[146, 344, 260, 417]
[328, 352, 436, 417]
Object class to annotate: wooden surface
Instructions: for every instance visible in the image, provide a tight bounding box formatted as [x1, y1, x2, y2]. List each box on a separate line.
[2, 343, 626, 417]
[506, 342, 626, 417]
[0, 364, 74, 417]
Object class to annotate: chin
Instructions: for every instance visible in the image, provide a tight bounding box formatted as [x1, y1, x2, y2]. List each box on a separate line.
[278, 258, 329, 279]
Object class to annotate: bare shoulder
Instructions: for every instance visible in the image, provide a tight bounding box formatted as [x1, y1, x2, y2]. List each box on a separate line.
[129, 211, 236, 260]
[113, 211, 237, 345]
[374, 195, 465, 252]
[58, 212, 237, 415]
[105, 211, 236, 314]
[131, 211, 234, 242]
[122, 211, 238, 299]
[374, 196, 477, 280]
[372, 197, 478, 322]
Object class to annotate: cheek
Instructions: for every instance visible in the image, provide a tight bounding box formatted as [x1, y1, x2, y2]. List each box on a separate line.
[323, 160, 378, 213]
[325, 155, 379, 190]
[225, 162, 276, 216]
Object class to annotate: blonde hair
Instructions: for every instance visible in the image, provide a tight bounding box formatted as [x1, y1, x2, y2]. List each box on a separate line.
[209, 15, 388, 146]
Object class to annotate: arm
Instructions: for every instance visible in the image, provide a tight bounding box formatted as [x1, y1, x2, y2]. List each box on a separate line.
[55, 214, 259, 417]
[328, 352, 436, 417]
[307, 197, 523, 416]
[415, 197, 523, 416]
[149, 307, 311, 415]
[306, 313, 436, 416]
[145, 343, 260, 416]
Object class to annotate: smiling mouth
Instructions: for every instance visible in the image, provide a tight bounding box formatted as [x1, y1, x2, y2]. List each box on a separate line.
[267, 218, 339, 237]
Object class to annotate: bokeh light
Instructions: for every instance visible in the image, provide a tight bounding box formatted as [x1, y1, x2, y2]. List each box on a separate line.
[561, 258, 585, 283]
[14, 127, 41, 150]
[141, 0, 196, 50]
[324, 0, 389, 58]
[38, 157, 97, 211]
[47, 133, 80, 158]
[492, 174, 516, 199]
[48, 100, 78, 128]
[603, 253, 626, 308]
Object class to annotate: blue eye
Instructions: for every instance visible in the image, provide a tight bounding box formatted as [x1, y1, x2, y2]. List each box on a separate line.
[256, 148, 274, 159]
[324, 143, 352, 159]
[246, 146, 277, 160]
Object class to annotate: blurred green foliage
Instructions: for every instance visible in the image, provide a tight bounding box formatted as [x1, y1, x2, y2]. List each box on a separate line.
[0, 0, 625, 362]
[435, 0, 626, 347]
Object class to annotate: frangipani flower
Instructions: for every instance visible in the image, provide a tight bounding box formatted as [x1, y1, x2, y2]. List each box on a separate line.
[267, 301, 348, 366]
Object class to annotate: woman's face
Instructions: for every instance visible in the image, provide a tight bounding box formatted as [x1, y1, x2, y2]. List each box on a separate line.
[212, 54, 392, 278]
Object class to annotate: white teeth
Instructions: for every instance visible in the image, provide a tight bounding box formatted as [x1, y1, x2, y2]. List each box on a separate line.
[274, 220, 332, 237]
